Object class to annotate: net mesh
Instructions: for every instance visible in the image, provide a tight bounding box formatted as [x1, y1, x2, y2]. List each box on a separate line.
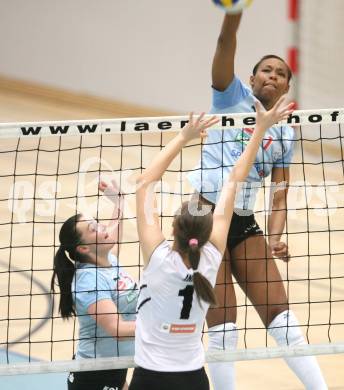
[0, 109, 343, 375]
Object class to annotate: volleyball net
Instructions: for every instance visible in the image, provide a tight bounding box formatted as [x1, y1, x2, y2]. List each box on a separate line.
[0, 108, 343, 375]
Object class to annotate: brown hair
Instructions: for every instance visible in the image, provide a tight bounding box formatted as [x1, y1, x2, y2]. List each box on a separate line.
[253, 54, 292, 82]
[51, 214, 85, 318]
[173, 201, 217, 307]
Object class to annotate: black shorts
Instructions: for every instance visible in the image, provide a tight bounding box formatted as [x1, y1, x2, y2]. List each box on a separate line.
[228, 210, 263, 250]
[67, 368, 127, 390]
[129, 367, 209, 390]
[197, 194, 263, 250]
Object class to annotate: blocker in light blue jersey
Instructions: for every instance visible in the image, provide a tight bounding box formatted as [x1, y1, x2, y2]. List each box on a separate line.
[72, 252, 137, 359]
[188, 76, 295, 211]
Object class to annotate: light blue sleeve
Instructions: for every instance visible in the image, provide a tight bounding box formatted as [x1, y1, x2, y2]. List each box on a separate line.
[212, 76, 251, 110]
[274, 126, 296, 167]
[74, 270, 112, 311]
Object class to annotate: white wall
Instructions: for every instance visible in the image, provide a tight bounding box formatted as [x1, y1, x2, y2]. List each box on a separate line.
[299, 0, 344, 109]
[1, 0, 342, 112]
[0, 0, 290, 113]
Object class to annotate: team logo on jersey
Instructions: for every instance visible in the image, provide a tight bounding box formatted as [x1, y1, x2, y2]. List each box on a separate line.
[235, 128, 273, 151]
[160, 323, 196, 334]
[113, 274, 137, 303]
[183, 274, 193, 282]
[161, 324, 170, 332]
[273, 141, 289, 161]
[230, 149, 242, 158]
[170, 323, 196, 333]
[113, 274, 135, 291]
[126, 289, 138, 303]
[235, 128, 251, 145]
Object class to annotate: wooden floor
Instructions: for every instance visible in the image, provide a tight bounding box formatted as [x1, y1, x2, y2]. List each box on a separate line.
[0, 86, 343, 389]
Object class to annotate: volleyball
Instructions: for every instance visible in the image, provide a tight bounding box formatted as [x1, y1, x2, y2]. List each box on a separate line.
[212, 0, 253, 14]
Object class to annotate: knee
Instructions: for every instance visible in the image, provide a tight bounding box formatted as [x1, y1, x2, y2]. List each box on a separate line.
[267, 303, 289, 325]
[268, 310, 305, 346]
[208, 322, 238, 351]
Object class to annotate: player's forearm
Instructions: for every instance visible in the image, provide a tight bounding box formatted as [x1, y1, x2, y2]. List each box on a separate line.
[212, 13, 242, 90]
[218, 12, 242, 43]
[110, 195, 123, 219]
[100, 315, 136, 338]
[216, 125, 266, 222]
[89, 301, 136, 338]
[115, 319, 136, 338]
[229, 125, 266, 183]
[268, 201, 287, 244]
[109, 195, 124, 243]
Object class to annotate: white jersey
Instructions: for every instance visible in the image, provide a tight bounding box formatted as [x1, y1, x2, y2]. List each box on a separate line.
[134, 240, 222, 372]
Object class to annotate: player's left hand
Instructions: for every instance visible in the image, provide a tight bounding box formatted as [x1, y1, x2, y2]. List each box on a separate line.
[181, 112, 219, 142]
[99, 179, 123, 200]
[255, 95, 295, 131]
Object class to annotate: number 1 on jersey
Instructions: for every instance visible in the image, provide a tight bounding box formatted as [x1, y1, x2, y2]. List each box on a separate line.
[178, 285, 194, 319]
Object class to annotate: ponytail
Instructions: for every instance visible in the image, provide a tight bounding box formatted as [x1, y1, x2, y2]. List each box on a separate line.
[50, 214, 83, 319]
[188, 242, 217, 307]
[174, 201, 217, 307]
[51, 246, 76, 318]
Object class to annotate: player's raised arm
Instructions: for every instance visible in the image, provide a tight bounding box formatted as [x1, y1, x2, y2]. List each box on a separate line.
[212, 12, 242, 91]
[136, 114, 219, 264]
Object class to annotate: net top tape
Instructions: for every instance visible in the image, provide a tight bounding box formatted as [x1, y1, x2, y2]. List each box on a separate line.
[1, 343, 344, 376]
[0, 108, 343, 139]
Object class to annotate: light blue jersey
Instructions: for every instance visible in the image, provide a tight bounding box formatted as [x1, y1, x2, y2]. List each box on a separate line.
[72, 253, 137, 359]
[188, 76, 295, 211]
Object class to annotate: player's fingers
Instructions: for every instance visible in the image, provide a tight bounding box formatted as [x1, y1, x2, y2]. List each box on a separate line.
[99, 180, 107, 191]
[188, 112, 194, 126]
[195, 112, 206, 127]
[254, 100, 264, 113]
[204, 115, 219, 128]
[273, 94, 287, 111]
